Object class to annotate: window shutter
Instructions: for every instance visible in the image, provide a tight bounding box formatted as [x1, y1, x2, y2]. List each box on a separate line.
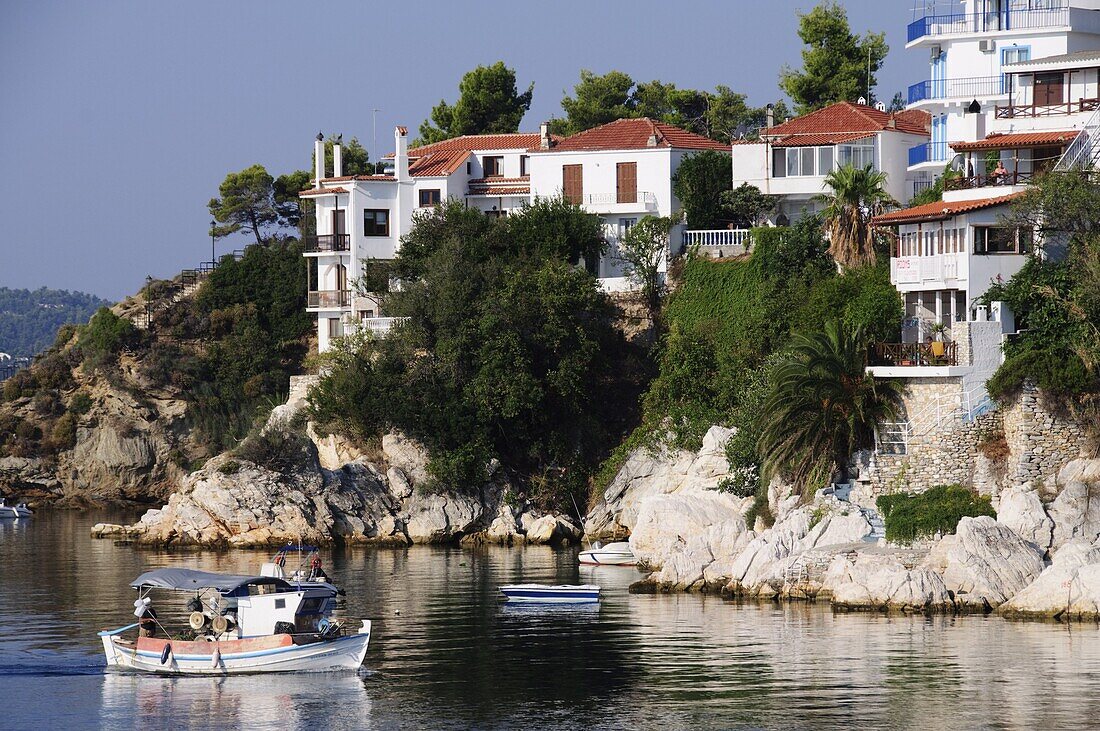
[616, 162, 637, 203]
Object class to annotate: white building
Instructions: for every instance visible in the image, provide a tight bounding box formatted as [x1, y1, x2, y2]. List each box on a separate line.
[302, 118, 729, 350]
[527, 117, 730, 281]
[730, 102, 931, 225]
[865, 0, 1100, 448]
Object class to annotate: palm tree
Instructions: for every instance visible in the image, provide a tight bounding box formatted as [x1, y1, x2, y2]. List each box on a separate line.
[816, 164, 897, 270]
[758, 320, 903, 494]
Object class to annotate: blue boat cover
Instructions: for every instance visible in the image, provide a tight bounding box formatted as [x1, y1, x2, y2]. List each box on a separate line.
[130, 568, 290, 593]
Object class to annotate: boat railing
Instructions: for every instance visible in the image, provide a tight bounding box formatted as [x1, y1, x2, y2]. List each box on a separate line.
[98, 622, 141, 637]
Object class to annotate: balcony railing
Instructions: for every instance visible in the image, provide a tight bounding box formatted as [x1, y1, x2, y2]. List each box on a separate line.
[908, 6, 1068, 43]
[581, 191, 656, 208]
[303, 233, 351, 253]
[683, 229, 752, 250]
[869, 342, 958, 367]
[891, 253, 966, 285]
[359, 316, 410, 335]
[995, 98, 1100, 119]
[944, 171, 1036, 190]
[908, 76, 1007, 105]
[909, 141, 950, 167]
[307, 290, 351, 309]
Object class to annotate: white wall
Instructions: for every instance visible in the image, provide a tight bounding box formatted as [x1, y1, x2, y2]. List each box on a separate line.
[528, 148, 675, 215]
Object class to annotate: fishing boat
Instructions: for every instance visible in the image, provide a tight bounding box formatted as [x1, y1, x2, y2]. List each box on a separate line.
[578, 541, 635, 566]
[99, 568, 371, 674]
[499, 584, 601, 603]
[0, 499, 32, 519]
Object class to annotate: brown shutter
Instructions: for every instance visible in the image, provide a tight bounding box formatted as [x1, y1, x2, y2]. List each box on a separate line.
[616, 162, 637, 204]
[563, 164, 583, 204]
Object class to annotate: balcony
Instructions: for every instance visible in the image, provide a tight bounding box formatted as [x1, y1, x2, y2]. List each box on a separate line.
[944, 171, 1035, 190]
[307, 290, 351, 309]
[908, 5, 1068, 43]
[303, 233, 351, 253]
[995, 98, 1100, 119]
[908, 141, 950, 167]
[579, 191, 657, 212]
[869, 341, 958, 368]
[683, 229, 753, 256]
[358, 316, 410, 336]
[891, 253, 966, 286]
[908, 76, 1006, 105]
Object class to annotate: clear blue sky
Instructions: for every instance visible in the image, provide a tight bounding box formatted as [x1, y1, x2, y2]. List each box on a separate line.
[0, 0, 925, 300]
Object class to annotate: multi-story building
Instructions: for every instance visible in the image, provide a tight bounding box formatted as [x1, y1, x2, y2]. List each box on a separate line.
[729, 101, 930, 226]
[301, 118, 729, 350]
[865, 0, 1100, 454]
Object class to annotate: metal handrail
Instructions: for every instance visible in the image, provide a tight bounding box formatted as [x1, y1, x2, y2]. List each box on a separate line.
[303, 234, 351, 253]
[909, 75, 1006, 104]
[908, 5, 1068, 42]
[996, 98, 1100, 119]
[945, 171, 1035, 190]
[1056, 105, 1100, 171]
[307, 290, 351, 308]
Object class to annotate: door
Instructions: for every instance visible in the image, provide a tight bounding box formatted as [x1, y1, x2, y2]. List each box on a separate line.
[616, 162, 637, 204]
[332, 209, 346, 247]
[563, 164, 583, 204]
[336, 264, 347, 296]
[1035, 72, 1065, 108]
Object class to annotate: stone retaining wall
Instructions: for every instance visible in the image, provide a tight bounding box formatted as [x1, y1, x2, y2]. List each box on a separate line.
[1003, 384, 1090, 488]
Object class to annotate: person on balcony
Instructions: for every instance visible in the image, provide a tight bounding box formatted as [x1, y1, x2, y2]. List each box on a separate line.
[992, 160, 1008, 185]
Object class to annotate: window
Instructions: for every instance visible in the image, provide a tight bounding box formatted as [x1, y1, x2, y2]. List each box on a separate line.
[619, 218, 637, 236]
[563, 164, 583, 204]
[838, 142, 874, 169]
[484, 156, 503, 177]
[418, 189, 441, 207]
[787, 148, 800, 177]
[800, 147, 816, 176]
[974, 226, 1031, 254]
[275, 598, 286, 609]
[466, 161, 472, 175]
[616, 162, 637, 203]
[772, 148, 787, 178]
[817, 146, 834, 175]
[327, 318, 342, 339]
[363, 209, 389, 236]
[357, 309, 374, 321]
[520, 155, 529, 176]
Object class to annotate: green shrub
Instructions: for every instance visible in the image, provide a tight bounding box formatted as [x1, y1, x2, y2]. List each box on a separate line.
[32, 390, 63, 416]
[217, 459, 241, 475]
[49, 412, 78, 451]
[2, 370, 37, 401]
[233, 426, 313, 475]
[744, 483, 774, 529]
[877, 484, 995, 544]
[78, 307, 138, 370]
[68, 392, 93, 415]
[33, 351, 75, 391]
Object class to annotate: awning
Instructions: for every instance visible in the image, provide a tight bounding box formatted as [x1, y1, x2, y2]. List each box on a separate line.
[130, 568, 289, 593]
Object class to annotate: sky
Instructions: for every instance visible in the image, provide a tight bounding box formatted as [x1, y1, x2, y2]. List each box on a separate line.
[0, 1, 926, 301]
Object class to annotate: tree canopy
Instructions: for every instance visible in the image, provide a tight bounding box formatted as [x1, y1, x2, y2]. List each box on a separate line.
[417, 62, 534, 145]
[672, 150, 734, 229]
[779, 1, 889, 114]
[816, 164, 897, 269]
[208, 165, 280, 246]
[551, 70, 785, 142]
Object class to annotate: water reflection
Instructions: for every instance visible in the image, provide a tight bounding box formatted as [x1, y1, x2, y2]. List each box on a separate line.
[4, 509, 1100, 729]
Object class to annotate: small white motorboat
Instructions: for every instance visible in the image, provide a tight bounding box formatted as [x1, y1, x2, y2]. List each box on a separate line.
[99, 567, 371, 674]
[578, 541, 635, 566]
[499, 584, 600, 603]
[0, 499, 32, 519]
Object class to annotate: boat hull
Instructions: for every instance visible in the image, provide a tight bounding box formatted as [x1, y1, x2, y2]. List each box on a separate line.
[578, 542, 635, 566]
[102, 621, 371, 675]
[0, 507, 32, 519]
[499, 584, 600, 603]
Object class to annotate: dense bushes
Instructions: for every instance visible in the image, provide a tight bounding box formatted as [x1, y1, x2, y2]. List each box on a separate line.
[310, 201, 644, 508]
[78, 307, 139, 371]
[877, 484, 994, 544]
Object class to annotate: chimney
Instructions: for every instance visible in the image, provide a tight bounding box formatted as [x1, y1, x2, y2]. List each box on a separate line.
[766, 104, 774, 130]
[314, 132, 325, 183]
[540, 121, 552, 149]
[394, 126, 409, 181]
[333, 135, 343, 178]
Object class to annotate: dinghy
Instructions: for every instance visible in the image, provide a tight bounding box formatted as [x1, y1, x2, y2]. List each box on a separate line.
[99, 568, 371, 674]
[499, 584, 600, 603]
[0, 499, 32, 519]
[578, 541, 635, 566]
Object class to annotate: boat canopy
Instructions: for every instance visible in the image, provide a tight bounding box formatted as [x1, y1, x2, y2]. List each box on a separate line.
[130, 568, 292, 594]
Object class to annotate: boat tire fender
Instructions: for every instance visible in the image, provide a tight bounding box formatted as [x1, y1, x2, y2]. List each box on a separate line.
[160, 644, 172, 665]
[211, 647, 221, 669]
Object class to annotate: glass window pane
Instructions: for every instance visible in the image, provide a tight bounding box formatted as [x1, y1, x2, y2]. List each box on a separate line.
[801, 148, 815, 176]
[772, 148, 786, 177]
[787, 149, 800, 176]
[818, 147, 833, 174]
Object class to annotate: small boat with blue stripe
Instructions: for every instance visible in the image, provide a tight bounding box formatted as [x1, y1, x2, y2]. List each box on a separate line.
[499, 584, 600, 603]
[0, 498, 32, 519]
[99, 566, 371, 675]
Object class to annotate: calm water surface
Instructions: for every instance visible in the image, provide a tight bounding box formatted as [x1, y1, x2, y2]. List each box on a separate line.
[2, 509, 1100, 730]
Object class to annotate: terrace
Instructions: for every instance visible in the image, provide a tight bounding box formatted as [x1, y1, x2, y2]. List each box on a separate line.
[907, 5, 1069, 44]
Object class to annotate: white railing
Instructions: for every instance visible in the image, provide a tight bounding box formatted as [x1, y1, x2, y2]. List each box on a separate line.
[876, 387, 996, 455]
[597, 276, 640, 293]
[359, 317, 409, 335]
[1055, 106, 1100, 171]
[683, 229, 753, 251]
[891, 254, 966, 285]
[581, 192, 656, 208]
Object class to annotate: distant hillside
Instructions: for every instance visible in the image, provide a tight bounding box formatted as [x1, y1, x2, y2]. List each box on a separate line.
[0, 287, 113, 358]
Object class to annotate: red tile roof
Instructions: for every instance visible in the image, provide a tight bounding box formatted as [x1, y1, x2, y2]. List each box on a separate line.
[546, 118, 730, 152]
[872, 191, 1025, 225]
[408, 149, 470, 177]
[467, 176, 529, 184]
[317, 175, 395, 183]
[467, 186, 530, 196]
[764, 102, 930, 147]
[299, 187, 350, 197]
[404, 133, 552, 156]
[950, 130, 1078, 151]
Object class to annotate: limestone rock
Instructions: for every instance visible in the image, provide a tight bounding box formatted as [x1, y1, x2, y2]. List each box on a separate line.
[585, 425, 738, 540]
[1048, 480, 1100, 551]
[933, 516, 1046, 610]
[823, 553, 953, 612]
[403, 490, 484, 544]
[1000, 539, 1100, 620]
[996, 486, 1053, 553]
[382, 433, 430, 487]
